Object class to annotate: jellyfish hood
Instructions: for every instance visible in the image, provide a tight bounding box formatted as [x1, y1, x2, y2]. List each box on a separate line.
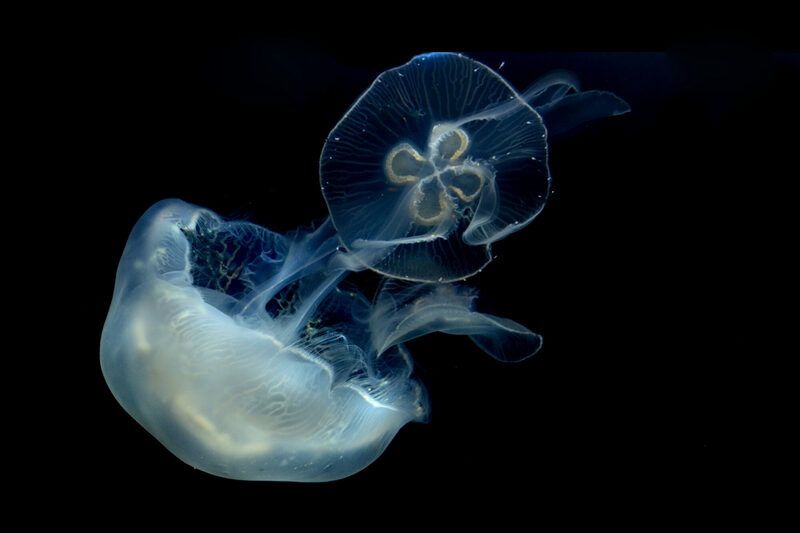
[320, 52, 552, 282]
[100, 199, 542, 481]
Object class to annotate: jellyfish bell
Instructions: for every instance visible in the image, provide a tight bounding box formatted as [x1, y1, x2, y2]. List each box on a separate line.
[320, 52, 550, 282]
[100, 199, 426, 482]
[101, 199, 542, 482]
[320, 52, 630, 283]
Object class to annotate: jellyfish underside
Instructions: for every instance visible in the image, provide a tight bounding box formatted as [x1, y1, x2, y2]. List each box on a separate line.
[320, 52, 629, 283]
[101, 52, 629, 482]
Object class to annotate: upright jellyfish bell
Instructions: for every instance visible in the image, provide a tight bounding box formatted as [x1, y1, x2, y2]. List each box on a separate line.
[320, 52, 550, 282]
[320, 52, 630, 282]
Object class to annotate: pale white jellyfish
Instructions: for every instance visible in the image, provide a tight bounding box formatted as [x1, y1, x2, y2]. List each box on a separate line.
[100, 200, 541, 481]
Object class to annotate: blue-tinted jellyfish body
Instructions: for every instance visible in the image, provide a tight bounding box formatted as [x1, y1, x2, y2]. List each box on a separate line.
[101, 200, 541, 481]
[320, 52, 630, 282]
[101, 52, 629, 482]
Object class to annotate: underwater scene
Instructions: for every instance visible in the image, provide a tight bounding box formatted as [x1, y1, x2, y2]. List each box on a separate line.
[100, 52, 629, 481]
[83, 27, 795, 501]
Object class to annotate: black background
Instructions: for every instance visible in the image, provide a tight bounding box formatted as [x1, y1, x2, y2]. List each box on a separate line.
[36, 12, 796, 524]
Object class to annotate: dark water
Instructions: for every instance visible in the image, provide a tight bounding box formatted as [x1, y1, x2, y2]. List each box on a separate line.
[51, 18, 796, 522]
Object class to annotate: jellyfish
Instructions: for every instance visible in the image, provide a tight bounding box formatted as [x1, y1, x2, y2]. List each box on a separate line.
[100, 52, 629, 482]
[320, 52, 630, 282]
[100, 199, 542, 481]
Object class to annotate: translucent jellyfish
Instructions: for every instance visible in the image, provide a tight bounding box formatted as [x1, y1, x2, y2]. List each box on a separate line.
[101, 52, 629, 482]
[101, 199, 541, 482]
[320, 52, 630, 282]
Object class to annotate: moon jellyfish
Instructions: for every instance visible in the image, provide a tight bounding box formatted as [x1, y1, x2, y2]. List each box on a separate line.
[320, 52, 630, 282]
[101, 199, 541, 481]
[100, 52, 629, 482]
